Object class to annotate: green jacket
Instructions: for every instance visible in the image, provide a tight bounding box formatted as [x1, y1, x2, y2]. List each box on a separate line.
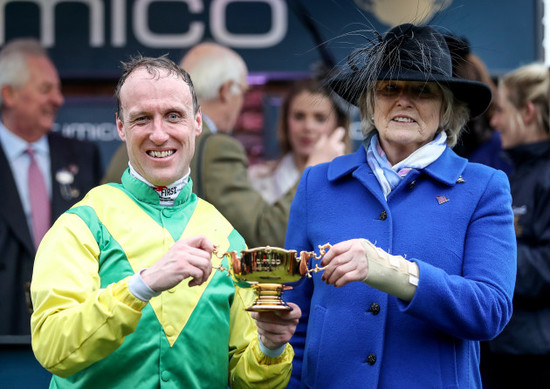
[31, 172, 293, 388]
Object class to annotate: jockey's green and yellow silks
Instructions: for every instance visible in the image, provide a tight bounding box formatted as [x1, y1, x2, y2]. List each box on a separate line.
[31, 172, 293, 388]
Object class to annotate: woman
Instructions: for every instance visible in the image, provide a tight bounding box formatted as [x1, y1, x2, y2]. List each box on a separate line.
[445, 34, 513, 174]
[249, 78, 349, 204]
[481, 63, 550, 388]
[285, 23, 516, 388]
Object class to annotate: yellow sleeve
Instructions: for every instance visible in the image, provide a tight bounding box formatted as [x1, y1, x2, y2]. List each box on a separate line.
[30, 213, 147, 378]
[228, 286, 294, 389]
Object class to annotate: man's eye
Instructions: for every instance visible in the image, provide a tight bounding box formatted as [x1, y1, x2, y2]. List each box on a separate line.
[130, 116, 148, 124]
[168, 113, 181, 120]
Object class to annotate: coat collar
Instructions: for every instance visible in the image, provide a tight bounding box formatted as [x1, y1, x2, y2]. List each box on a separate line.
[201, 114, 217, 134]
[121, 169, 194, 207]
[328, 145, 468, 187]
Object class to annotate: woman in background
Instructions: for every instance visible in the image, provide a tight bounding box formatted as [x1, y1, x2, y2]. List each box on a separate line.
[445, 34, 513, 174]
[481, 62, 550, 389]
[249, 78, 349, 204]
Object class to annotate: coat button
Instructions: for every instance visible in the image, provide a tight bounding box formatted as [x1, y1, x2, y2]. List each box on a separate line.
[366, 353, 377, 365]
[408, 180, 416, 190]
[379, 210, 387, 220]
[367, 303, 380, 315]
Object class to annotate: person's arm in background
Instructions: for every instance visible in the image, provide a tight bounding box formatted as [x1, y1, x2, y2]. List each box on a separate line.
[513, 178, 550, 300]
[100, 143, 128, 184]
[195, 130, 345, 248]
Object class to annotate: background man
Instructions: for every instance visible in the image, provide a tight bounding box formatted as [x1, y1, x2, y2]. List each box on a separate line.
[0, 38, 102, 335]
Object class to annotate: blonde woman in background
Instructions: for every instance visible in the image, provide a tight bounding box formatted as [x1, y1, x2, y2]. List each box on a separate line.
[481, 62, 550, 389]
[249, 78, 349, 204]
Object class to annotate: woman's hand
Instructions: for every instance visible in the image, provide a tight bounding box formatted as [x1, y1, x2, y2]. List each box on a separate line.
[305, 127, 346, 168]
[320, 239, 369, 287]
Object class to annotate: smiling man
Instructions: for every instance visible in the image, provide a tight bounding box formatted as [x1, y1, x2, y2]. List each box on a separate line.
[30, 55, 300, 388]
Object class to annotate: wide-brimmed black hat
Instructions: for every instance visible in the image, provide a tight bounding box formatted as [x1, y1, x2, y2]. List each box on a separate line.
[328, 23, 492, 118]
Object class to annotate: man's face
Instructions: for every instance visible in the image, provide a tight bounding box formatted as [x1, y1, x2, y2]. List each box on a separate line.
[6, 55, 64, 140]
[116, 68, 202, 186]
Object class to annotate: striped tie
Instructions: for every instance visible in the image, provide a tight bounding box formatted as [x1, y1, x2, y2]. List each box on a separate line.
[27, 146, 50, 249]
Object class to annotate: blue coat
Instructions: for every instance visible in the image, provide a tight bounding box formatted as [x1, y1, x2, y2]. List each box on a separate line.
[285, 146, 516, 388]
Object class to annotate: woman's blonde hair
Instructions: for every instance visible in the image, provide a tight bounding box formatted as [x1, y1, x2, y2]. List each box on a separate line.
[501, 63, 550, 135]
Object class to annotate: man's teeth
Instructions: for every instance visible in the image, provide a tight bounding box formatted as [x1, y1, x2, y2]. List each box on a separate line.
[149, 150, 174, 158]
[394, 117, 414, 122]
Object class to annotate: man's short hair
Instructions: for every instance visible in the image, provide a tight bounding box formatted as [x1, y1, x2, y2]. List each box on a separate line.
[0, 38, 49, 107]
[115, 54, 200, 119]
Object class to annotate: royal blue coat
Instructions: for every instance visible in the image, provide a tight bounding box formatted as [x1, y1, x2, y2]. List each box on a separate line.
[285, 146, 516, 388]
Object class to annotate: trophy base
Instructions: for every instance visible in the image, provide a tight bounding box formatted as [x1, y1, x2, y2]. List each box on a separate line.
[245, 283, 293, 312]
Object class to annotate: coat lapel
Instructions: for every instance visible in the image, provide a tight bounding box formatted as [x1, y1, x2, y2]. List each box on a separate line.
[328, 146, 385, 197]
[0, 146, 34, 254]
[422, 148, 469, 186]
[48, 133, 80, 220]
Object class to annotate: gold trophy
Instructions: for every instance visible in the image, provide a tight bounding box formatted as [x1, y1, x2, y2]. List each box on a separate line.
[213, 244, 331, 311]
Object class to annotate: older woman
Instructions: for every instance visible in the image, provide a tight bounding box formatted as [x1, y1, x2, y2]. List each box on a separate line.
[285, 23, 516, 388]
[481, 63, 550, 388]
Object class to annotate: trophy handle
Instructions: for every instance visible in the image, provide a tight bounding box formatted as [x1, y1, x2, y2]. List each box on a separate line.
[212, 246, 240, 279]
[300, 243, 332, 277]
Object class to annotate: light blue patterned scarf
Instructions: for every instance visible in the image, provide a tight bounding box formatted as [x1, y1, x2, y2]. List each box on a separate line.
[364, 132, 447, 199]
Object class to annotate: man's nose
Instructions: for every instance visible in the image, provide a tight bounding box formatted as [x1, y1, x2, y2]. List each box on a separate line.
[150, 118, 169, 144]
[51, 88, 64, 107]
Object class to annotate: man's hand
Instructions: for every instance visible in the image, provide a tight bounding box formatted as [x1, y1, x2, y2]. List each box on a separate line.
[141, 235, 214, 292]
[250, 303, 301, 350]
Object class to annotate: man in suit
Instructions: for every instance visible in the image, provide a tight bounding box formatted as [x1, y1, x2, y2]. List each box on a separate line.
[0, 38, 103, 335]
[102, 42, 343, 248]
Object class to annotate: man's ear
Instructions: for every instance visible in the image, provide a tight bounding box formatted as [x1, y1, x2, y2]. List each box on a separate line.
[219, 80, 233, 103]
[195, 108, 203, 136]
[116, 112, 126, 141]
[1, 85, 16, 108]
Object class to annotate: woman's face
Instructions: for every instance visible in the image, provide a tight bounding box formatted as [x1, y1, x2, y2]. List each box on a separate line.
[372, 80, 443, 164]
[490, 85, 525, 149]
[287, 91, 338, 159]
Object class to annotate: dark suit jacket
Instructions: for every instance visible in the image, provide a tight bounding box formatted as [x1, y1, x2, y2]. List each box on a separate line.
[102, 121, 296, 248]
[0, 132, 103, 335]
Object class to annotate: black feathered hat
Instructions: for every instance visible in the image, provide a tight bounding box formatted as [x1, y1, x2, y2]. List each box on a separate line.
[328, 23, 492, 118]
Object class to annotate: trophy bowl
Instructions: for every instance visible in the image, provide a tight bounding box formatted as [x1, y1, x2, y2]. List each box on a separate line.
[213, 244, 330, 312]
